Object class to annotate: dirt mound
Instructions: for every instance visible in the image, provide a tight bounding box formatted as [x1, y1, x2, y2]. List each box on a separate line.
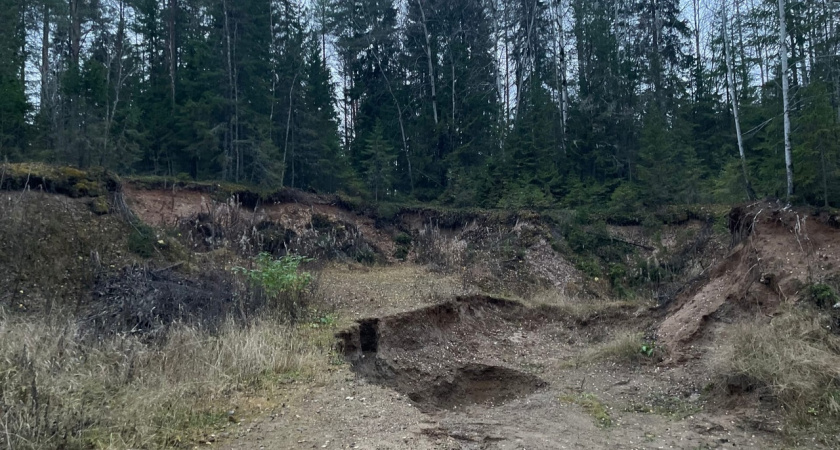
[658, 201, 840, 360]
[410, 215, 582, 295]
[339, 296, 549, 412]
[0, 191, 136, 315]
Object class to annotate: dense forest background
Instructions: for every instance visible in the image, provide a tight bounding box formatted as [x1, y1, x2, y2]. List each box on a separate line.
[0, 0, 838, 208]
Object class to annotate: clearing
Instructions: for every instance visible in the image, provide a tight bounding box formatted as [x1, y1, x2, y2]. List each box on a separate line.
[1, 166, 838, 449]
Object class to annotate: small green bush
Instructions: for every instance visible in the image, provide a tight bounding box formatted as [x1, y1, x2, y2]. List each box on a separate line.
[575, 256, 602, 278]
[376, 203, 401, 221]
[355, 248, 376, 265]
[128, 223, 157, 258]
[234, 253, 313, 300]
[809, 283, 839, 309]
[393, 246, 409, 261]
[393, 232, 412, 246]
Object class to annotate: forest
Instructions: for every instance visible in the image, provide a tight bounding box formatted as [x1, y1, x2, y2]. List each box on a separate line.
[0, 0, 839, 208]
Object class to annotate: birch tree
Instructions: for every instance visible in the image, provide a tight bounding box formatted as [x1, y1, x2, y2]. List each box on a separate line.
[723, 3, 755, 200]
[778, 0, 794, 201]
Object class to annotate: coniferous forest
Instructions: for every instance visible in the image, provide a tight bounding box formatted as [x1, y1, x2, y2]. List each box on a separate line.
[1, 0, 839, 208]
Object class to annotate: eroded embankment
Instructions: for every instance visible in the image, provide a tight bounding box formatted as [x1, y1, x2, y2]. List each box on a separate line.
[658, 201, 840, 360]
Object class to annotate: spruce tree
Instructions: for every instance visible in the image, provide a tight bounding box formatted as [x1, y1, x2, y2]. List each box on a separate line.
[0, 0, 28, 161]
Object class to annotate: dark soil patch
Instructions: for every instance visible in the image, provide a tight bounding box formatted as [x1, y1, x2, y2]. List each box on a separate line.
[405, 363, 546, 411]
[339, 296, 548, 412]
[82, 266, 247, 340]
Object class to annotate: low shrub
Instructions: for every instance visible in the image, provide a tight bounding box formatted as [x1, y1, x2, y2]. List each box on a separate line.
[234, 253, 314, 320]
[128, 222, 158, 258]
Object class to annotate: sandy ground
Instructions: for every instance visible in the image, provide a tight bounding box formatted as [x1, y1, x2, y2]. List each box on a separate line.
[212, 265, 800, 450]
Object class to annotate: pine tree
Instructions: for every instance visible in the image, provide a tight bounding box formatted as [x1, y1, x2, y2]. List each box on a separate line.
[794, 83, 840, 206]
[636, 104, 701, 205]
[362, 121, 396, 202]
[295, 35, 348, 193]
[0, 0, 29, 161]
[333, 0, 409, 194]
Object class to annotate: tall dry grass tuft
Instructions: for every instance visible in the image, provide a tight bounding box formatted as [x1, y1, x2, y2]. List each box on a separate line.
[713, 306, 840, 431]
[529, 289, 646, 323]
[0, 309, 326, 449]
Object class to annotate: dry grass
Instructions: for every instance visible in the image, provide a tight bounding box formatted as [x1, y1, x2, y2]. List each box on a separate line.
[713, 306, 840, 438]
[580, 332, 649, 364]
[530, 290, 657, 367]
[0, 311, 329, 449]
[529, 289, 649, 323]
[314, 264, 474, 325]
[558, 332, 656, 369]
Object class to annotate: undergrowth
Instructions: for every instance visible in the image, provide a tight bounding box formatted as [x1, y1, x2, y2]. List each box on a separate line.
[0, 311, 329, 449]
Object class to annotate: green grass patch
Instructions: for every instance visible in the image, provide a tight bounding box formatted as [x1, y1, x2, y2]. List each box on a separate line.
[560, 392, 613, 427]
[625, 394, 702, 419]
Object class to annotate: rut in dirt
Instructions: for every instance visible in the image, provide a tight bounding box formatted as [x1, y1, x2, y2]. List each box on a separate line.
[338, 296, 548, 413]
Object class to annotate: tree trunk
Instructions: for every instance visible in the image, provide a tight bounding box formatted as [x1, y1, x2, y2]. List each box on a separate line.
[223, 0, 235, 181]
[40, 2, 50, 108]
[372, 52, 413, 193]
[416, 0, 438, 125]
[820, 144, 829, 208]
[552, 0, 568, 156]
[693, 0, 701, 65]
[778, 0, 794, 201]
[451, 47, 456, 129]
[514, 0, 539, 120]
[102, 0, 129, 165]
[168, 0, 177, 108]
[281, 73, 299, 188]
[503, 0, 510, 129]
[757, 40, 766, 91]
[832, 3, 840, 122]
[723, 9, 755, 200]
[69, 0, 81, 65]
[734, 0, 749, 88]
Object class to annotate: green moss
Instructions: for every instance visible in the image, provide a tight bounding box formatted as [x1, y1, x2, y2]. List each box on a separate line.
[1, 163, 119, 198]
[58, 167, 87, 179]
[89, 196, 110, 215]
[74, 180, 103, 197]
[626, 394, 702, 419]
[574, 256, 602, 278]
